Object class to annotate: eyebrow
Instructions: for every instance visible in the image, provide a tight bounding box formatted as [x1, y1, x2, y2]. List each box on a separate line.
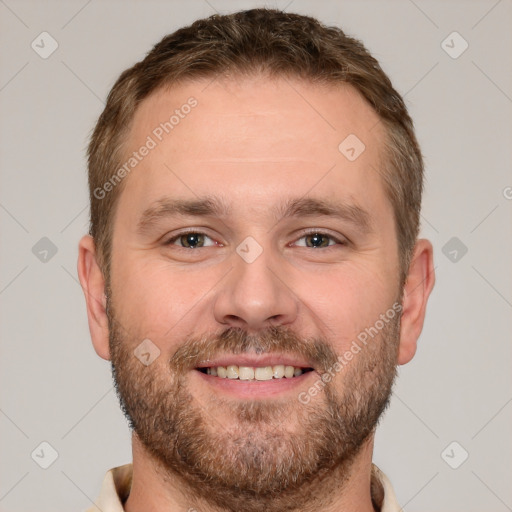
[137, 196, 373, 235]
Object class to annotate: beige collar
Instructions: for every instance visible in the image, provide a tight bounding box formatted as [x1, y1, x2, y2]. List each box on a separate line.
[88, 462, 401, 512]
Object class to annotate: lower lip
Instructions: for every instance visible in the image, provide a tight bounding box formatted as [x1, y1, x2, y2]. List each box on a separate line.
[193, 369, 318, 399]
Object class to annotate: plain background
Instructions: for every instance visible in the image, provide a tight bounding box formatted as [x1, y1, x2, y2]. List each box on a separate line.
[0, 0, 511, 511]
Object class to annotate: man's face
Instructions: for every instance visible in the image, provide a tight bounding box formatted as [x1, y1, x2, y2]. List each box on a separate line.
[106, 76, 402, 511]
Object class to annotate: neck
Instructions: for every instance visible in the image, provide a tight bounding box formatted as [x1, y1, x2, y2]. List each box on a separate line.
[125, 433, 377, 512]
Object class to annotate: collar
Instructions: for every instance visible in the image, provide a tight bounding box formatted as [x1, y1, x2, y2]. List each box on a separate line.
[88, 463, 401, 512]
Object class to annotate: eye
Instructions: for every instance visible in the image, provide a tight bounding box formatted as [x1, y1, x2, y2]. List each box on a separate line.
[294, 231, 346, 248]
[165, 231, 217, 249]
[163, 230, 346, 250]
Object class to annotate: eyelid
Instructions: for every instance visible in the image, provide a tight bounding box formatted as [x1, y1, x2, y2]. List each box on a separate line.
[164, 228, 220, 247]
[292, 228, 349, 246]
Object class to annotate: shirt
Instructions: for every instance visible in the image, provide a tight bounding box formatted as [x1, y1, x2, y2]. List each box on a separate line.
[87, 463, 401, 512]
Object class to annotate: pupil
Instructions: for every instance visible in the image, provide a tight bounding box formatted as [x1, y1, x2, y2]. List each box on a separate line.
[308, 233, 326, 248]
[184, 233, 202, 248]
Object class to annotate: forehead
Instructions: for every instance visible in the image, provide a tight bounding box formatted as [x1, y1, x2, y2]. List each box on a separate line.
[118, 75, 390, 220]
[129, 75, 382, 159]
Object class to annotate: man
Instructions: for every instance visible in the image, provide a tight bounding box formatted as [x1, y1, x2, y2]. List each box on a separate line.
[78, 8, 434, 512]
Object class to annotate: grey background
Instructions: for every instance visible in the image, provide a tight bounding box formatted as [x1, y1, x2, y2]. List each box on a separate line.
[1, 0, 511, 511]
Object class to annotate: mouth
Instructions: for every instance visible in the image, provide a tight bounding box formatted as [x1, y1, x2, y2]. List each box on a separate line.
[196, 364, 315, 380]
[194, 365, 316, 399]
[192, 355, 318, 398]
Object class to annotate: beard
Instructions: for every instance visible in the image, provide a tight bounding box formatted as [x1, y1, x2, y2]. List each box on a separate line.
[107, 299, 401, 512]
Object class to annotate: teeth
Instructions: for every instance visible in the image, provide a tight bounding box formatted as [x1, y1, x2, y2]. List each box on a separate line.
[226, 365, 239, 379]
[284, 365, 295, 378]
[254, 366, 273, 381]
[238, 366, 254, 380]
[273, 365, 285, 379]
[204, 364, 307, 380]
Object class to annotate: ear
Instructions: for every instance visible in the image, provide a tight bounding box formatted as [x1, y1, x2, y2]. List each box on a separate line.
[398, 238, 435, 365]
[77, 235, 111, 360]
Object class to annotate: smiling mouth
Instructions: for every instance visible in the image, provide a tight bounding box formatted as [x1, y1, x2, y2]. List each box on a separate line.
[196, 365, 314, 381]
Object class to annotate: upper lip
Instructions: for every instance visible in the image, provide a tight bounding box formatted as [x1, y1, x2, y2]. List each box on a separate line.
[195, 354, 315, 370]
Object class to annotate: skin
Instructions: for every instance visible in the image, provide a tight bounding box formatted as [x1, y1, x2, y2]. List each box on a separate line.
[78, 75, 435, 512]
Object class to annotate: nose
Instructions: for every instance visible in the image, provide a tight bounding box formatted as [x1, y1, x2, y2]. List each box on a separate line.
[213, 246, 299, 333]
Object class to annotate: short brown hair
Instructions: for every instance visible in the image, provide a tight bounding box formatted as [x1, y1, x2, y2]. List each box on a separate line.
[88, 8, 423, 287]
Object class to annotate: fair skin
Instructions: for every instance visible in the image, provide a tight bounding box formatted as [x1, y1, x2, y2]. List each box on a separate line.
[78, 76, 434, 512]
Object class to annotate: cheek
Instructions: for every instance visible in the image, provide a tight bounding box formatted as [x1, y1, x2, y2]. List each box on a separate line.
[112, 253, 235, 357]
[110, 256, 220, 345]
[291, 261, 396, 353]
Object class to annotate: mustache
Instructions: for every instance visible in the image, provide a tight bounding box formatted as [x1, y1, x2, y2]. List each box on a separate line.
[170, 325, 339, 374]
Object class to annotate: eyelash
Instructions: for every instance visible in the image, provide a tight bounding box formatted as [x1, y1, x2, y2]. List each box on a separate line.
[163, 229, 347, 249]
